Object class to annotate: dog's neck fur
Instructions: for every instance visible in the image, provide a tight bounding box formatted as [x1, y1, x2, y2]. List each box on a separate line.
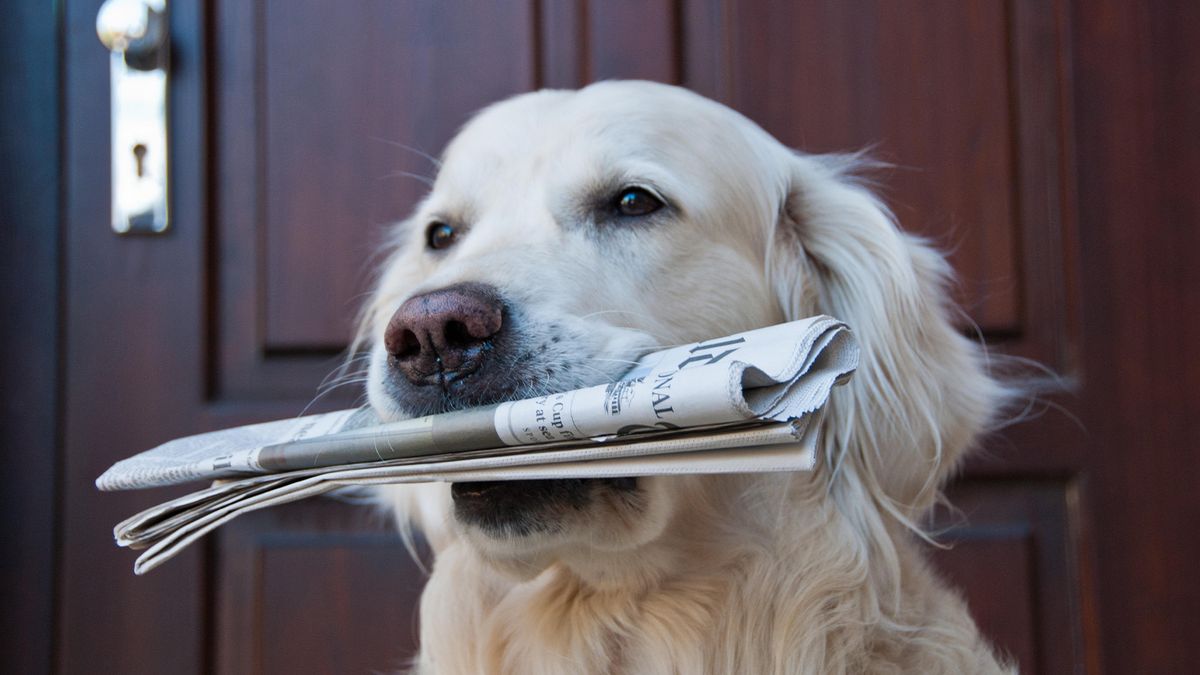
[409, 473, 1012, 675]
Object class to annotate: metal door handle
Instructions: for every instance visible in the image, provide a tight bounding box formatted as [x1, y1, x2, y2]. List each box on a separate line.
[97, 0, 169, 234]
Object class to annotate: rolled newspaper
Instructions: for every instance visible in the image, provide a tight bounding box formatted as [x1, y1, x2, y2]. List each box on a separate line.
[98, 316, 859, 573]
[97, 315, 857, 491]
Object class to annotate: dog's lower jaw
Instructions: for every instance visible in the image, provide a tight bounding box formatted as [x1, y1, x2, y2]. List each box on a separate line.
[455, 516, 685, 591]
[560, 538, 688, 592]
[450, 474, 687, 587]
[468, 539, 683, 592]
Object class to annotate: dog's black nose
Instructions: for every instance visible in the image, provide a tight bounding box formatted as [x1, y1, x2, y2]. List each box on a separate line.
[385, 282, 504, 385]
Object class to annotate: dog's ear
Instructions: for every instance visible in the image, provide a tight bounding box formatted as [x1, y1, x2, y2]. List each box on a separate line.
[769, 153, 1009, 524]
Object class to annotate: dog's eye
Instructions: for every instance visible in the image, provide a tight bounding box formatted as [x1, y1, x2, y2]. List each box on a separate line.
[425, 222, 458, 250]
[614, 187, 664, 217]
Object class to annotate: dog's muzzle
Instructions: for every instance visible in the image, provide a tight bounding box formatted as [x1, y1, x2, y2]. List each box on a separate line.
[383, 283, 644, 535]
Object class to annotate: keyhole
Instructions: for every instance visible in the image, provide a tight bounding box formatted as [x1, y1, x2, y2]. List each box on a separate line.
[133, 143, 148, 178]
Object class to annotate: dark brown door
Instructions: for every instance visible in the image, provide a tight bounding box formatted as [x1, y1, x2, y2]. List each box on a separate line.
[41, 1, 1198, 674]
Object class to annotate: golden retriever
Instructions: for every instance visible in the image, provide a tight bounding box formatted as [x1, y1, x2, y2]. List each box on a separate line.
[360, 80, 1016, 674]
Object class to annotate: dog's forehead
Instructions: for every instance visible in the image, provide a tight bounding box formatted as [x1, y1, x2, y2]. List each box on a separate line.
[440, 90, 571, 173]
[439, 82, 759, 183]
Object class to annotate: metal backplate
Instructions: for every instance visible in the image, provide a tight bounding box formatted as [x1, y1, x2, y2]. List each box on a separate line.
[99, 0, 170, 234]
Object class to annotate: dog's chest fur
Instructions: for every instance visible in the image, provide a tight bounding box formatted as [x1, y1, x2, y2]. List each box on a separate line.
[415, 543, 741, 674]
[408, 532, 1012, 675]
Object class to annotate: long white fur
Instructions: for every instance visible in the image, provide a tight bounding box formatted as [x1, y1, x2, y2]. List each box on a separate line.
[359, 81, 1019, 674]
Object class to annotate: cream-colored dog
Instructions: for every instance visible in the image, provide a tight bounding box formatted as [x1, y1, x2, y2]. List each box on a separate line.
[360, 81, 1017, 674]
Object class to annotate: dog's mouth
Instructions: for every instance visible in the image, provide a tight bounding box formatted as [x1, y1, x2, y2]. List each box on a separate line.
[375, 283, 652, 535]
[451, 477, 638, 537]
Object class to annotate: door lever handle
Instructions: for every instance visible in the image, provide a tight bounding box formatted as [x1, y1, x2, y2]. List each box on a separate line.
[97, 0, 169, 234]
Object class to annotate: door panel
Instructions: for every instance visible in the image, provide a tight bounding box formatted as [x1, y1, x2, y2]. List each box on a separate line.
[726, 0, 1022, 334]
[257, 0, 537, 350]
[216, 501, 428, 674]
[932, 480, 1090, 675]
[215, 0, 539, 401]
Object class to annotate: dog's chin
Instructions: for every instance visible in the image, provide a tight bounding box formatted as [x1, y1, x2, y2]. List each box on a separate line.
[450, 477, 639, 541]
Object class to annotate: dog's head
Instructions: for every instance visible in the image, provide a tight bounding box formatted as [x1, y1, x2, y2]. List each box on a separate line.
[361, 81, 1004, 579]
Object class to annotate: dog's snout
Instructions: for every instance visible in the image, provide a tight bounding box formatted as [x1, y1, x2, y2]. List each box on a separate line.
[385, 282, 504, 385]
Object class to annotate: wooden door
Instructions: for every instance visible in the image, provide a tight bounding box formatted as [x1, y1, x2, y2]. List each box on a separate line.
[41, 1, 1198, 673]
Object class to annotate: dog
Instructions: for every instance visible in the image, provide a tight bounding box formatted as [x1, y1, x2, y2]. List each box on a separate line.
[358, 80, 1018, 674]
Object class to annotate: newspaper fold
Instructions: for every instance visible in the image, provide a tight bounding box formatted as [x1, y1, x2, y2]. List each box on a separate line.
[99, 315, 859, 574]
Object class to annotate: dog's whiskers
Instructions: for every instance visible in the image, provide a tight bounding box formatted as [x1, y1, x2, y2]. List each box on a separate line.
[575, 308, 660, 323]
[296, 382, 368, 419]
[313, 375, 370, 400]
[317, 369, 370, 389]
[585, 357, 642, 366]
[368, 136, 443, 168]
[638, 335, 680, 349]
[379, 170, 435, 187]
[298, 356, 375, 418]
[568, 361, 620, 384]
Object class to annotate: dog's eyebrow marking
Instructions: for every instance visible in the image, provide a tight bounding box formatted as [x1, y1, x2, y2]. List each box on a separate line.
[425, 211, 461, 226]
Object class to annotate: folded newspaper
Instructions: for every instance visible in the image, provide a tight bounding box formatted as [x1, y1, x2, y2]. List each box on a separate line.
[99, 315, 858, 574]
